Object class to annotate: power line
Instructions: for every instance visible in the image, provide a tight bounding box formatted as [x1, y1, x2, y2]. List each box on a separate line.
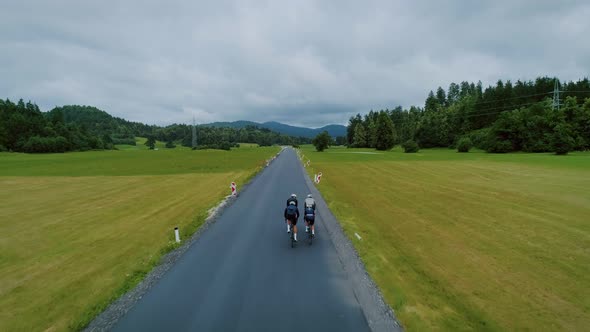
[417, 100, 548, 122]
[451, 102, 541, 120]
[455, 90, 588, 114]
[472, 100, 544, 114]
[387, 90, 589, 120]
[434, 91, 589, 120]
[470, 91, 552, 106]
[559, 90, 590, 93]
[432, 100, 545, 120]
[471, 102, 540, 116]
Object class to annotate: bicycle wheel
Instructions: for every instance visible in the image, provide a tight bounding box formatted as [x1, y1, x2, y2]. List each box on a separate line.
[290, 232, 295, 248]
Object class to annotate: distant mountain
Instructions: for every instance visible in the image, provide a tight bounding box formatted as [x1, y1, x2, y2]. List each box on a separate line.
[205, 120, 260, 129]
[45, 106, 346, 139]
[206, 120, 346, 138]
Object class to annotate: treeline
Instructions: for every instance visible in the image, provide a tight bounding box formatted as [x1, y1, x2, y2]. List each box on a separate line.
[150, 124, 310, 150]
[0, 99, 114, 153]
[1, 102, 310, 153]
[48, 105, 311, 149]
[347, 77, 590, 153]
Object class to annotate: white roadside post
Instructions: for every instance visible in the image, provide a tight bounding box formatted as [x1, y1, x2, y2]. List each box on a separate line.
[174, 227, 181, 243]
[230, 182, 237, 196]
[315, 172, 323, 184]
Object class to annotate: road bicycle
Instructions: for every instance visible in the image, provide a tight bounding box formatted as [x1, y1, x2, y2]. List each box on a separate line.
[290, 228, 296, 248]
[286, 219, 297, 248]
[306, 223, 314, 245]
[305, 215, 315, 246]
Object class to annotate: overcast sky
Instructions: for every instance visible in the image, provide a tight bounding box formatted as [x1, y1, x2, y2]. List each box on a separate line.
[1, 1, 589, 127]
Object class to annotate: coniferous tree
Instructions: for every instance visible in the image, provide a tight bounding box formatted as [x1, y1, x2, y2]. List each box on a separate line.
[366, 117, 377, 148]
[352, 123, 368, 148]
[345, 76, 590, 153]
[425, 91, 438, 112]
[346, 114, 362, 146]
[436, 87, 447, 107]
[448, 83, 460, 104]
[375, 111, 396, 150]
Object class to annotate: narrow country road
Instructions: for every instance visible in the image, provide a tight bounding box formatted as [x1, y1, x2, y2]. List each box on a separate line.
[110, 148, 375, 331]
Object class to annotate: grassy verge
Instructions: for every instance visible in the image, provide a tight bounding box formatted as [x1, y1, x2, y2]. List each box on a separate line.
[301, 146, 590, 331]
[0, 147, 278, 331]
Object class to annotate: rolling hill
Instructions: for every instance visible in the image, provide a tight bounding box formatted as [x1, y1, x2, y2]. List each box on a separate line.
[206, 120, 347, 138]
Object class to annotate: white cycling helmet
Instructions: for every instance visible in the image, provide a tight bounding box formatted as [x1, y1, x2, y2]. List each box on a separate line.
[307, 194, 312, 198]
[291, 193, 297, 198]
[289, 201, 296, 205]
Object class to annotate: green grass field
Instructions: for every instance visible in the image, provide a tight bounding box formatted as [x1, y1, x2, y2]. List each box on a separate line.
[0, 147, 278, 331]
[236, 143, 260, 148]
[301, 146, 590, 331]
[114, 137, 191, 151]
[114, 139, 259, 151]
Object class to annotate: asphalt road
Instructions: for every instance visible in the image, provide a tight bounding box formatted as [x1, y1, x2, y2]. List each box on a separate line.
[111, 148, 373, 332]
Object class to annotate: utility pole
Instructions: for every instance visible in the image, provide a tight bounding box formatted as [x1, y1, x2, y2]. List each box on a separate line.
[192, 116, 197, 149]
[553, 78, 561, 111]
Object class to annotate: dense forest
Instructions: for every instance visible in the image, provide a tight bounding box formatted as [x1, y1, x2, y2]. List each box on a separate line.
[0, 102, 310, 153]
[0, 100, 115, 153]
[347, 77, 590, 153]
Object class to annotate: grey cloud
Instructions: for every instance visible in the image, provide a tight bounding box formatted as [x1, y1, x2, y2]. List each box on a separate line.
[1, 0, 589, 127]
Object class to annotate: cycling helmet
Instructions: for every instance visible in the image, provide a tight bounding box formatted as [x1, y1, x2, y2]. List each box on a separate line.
[291, 193, 297, 198]
[289, 201, 296, 205]
[307, 194, 312, 198]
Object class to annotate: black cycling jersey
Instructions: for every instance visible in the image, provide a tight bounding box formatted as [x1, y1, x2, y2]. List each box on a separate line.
[284, 205, 299, 223]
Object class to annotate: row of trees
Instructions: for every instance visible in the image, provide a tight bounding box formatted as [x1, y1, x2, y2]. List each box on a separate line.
[347, 110, 398, 150]
[346, 77, 590, 154]
[154, 124, 310, 149]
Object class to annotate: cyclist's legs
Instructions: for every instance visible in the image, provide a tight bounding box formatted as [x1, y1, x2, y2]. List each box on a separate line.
[291, 218, 298, 235]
